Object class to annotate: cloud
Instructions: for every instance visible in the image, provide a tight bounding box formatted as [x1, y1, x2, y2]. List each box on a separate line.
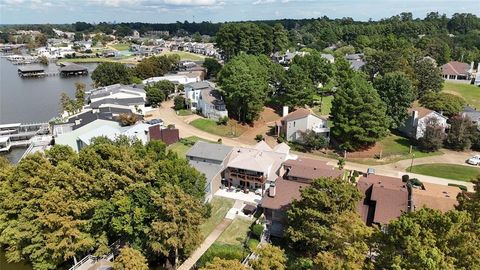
[253, 0, 276, 5]
[163, 0, 221, 5]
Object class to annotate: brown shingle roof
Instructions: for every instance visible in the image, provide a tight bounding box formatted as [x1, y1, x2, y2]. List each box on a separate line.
[412, 183, 461, 212]
[356, 174, 408, 225]
[261, 177, 308, 210]
[441, 61, 470, 76]
[408, 106, 434, 119]
[283, 158, 344, 180]
[281, 108, 313, 122]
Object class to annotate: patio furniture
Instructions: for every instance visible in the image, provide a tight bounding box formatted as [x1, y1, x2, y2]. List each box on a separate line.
[243, 204, 257, 215]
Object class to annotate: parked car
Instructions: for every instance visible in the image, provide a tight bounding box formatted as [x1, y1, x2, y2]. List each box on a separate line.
[467, 155, 480, 165]
[146, 119, 163, 125]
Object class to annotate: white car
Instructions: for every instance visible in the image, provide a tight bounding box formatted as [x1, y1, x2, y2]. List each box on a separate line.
[467, 155, 480, 165]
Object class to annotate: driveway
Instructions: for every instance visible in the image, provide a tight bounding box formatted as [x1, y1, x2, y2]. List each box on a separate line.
[146, 103, 476, 191]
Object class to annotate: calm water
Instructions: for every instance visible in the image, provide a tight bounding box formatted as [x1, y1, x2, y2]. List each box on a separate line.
[0, 58, 97, 163]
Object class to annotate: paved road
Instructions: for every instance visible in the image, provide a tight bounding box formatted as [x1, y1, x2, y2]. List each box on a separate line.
[147, 103, 476, 191]
[177, 218, 233, 270]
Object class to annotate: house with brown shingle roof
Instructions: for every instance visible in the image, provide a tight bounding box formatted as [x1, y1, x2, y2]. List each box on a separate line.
[441, 61, 474, 81]
[357, 173, 461, 227]
[399, 106, 448, 139]
[261, 157, 345, 237]
[275, 107, 329, 142]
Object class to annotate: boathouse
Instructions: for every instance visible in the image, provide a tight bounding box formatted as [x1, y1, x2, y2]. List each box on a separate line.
[17, 66, 45, 77]
[59, 63, 88, 77]
[0, 136, 11, 152]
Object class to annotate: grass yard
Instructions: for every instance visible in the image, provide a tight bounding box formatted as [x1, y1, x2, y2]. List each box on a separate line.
[167, 136, 210, 157]
[57, 57, 136, 64]
[216, 218, 254, 246]
[176, 109, 193, 116]
[199, 197, 235, 239]
[313, 95, 334, 116]
[443, 81, 480, 109]
[111, 43, 131, 51]
[160, 51, 206, 61]
[407, 164, 480, 182]
[190, 119, 248, 138]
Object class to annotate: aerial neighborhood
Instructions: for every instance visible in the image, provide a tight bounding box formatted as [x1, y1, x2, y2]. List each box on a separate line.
[1, 5, 480, 270]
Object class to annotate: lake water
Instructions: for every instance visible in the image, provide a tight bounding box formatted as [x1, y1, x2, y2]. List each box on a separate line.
[0, 58, 97, 163]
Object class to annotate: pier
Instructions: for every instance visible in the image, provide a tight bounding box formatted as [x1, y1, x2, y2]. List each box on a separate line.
[0, 122, 50, 153]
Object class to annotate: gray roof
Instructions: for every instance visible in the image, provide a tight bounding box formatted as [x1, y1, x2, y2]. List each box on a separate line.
[345, 53, 364, 61]
[59, 63, 88, 72]
[18, 66, 44, 72]
[189, 160, 223, 183]
[349, 60, 366, 71]
[186, 81, 212, 90]
[89, 84, 145, 99]
[462, 106, 480, 121]
[186, 141, 232, 162]
[90, 97, 145, 108]
[321, 53, 334, 60]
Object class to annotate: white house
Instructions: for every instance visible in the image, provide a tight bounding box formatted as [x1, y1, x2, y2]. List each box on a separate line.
[276, 107, 330, 141]
[142, 74, 200, 86]
[399, 107, 449, 139]
[184, 81, 228, 120]
[87, 84, 149, 115]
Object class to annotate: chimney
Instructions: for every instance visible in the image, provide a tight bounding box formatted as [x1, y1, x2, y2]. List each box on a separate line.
[269, 184, 276, 197]
[412, 110, 418, 126]
[282, 106, 289, 117]
[470, 61, 474, 72]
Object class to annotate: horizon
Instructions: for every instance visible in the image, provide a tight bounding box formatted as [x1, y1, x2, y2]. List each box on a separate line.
[0, 0, 479, 25]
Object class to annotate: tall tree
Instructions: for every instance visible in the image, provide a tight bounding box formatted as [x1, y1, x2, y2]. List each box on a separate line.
[286, 177, 366, 257]
[147, 185, 205, 269]
[330, 74, 390, 151]
[457, 177, 480, 223]
[203, 58, 222, 79]
[200, 257, 250, 270]
[419, 92, 465, 117]
[250, 244, 286, 270]
[413, 58, 444, 97]
[92, 62, 132, 87]
[375, 208, 480, 270]
[417, 118, 445, 152]
[113, 247, 149, 270]
[446, 115, 479, 150]
[281, 64, 316, 108]
[291, 51, 333, 87]
[373, 72, 416, 128]
[272, 23, 289, 52]
[218, 54, 269, 123]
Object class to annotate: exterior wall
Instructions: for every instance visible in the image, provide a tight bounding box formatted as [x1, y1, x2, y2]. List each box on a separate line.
[225, 168, 265, 190]
[187, 156, 223, 165]
[197, 97, 228, 120]
[264, 207, 287, 237]
[185, 88, 201, 110]
[284, 115, 329, 141]
[415, 113, 448, 139]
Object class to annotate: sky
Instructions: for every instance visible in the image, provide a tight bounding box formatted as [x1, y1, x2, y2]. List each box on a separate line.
[0, 0, 479, 24]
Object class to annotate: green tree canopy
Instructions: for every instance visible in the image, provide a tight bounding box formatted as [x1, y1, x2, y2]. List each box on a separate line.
[413, 58, 444, 96]
[113, 247, 149, 270]
[330, 73, 390, 151]
[250, 244, 286, 270]
[419, 92, 465, 117]
[92, 62, 132, 87]
[0, 138, 207, 270]
[375, 208, 480, 270]
[203, 58, 222, 79]
[286, 177, 366, 257]
[373, 72, 416, 128]
[281, 64, 316, 108]
[200, 257, 250, 270]
[218, 54, 269, 123]
[446, 115, 479, 151]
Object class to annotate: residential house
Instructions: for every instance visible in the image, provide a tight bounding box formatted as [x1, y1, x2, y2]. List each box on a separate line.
[321, 53, 335, 63]
[272, 50, 309, 65]
[55, 119, 151, 152]
[461, 106, 480, 130]
[276, 107, 329, 141]
[441, 61, 474, 81]
[399, 107, 448, 139]
[356, 173, 461, 226]
[142, 74, 201, 86]
[261, 157, 345, 237]
[87, 84, 148, 115]
[223, 141, 296, 193]
[186, 141, 233, 201]
[345, 53, 366, 71]
[184, 81, 228, 120]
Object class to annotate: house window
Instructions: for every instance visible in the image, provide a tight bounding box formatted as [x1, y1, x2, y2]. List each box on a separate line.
[293, 121, 296, 127]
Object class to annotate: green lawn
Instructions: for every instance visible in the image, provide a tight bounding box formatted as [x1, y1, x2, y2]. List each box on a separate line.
[57, 57, 135, 64]
[216, 218, 254, 246]
[160, 51, 206, 61]
[167, 136, 210, 157]
[408, 164, 480, 182]
[111, 43, 131, 51]
[177, 109, 193, 116]
[199, 197, 235, 239]
[313, 95, 334, 116]
[443, 81, 480, 109]
[348, 134, 443, 165]
[190, 119, 247, 138]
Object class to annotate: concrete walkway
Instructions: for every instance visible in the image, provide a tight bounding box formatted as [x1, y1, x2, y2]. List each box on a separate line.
[177, 218, 233, 270]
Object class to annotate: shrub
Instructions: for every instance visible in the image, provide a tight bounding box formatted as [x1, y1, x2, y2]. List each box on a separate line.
[255, 134, 264, 142]
[217, 116, 229, 125]
[174, 96, 186, 110]
[300, 130, 329, 151]
[409, 178, 423, 187]
[448, 183, 468, 191]
[118, 113, 138, 126]
[197, 244, 244, 268]
[251, 224, 264, 240]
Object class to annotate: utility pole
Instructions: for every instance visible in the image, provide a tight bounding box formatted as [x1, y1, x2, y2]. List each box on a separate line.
[409, 153, 416, 172]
